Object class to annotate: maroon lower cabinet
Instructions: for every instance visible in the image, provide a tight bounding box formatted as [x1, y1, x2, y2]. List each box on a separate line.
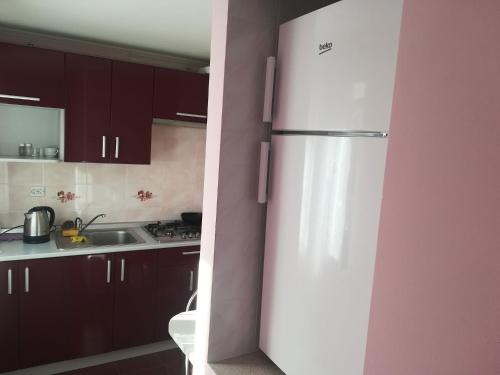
[110, 61, 154, 164]
[65, 53, 112, 163]
[0, 247, 199, 371]
[0, 261, 18, 373]
[64, 254, 114, 359]
[156, 246, 200, 340]
[113, 250, 158, 349]
[17, 257, 69, 368]
[0, 42, 65, 108]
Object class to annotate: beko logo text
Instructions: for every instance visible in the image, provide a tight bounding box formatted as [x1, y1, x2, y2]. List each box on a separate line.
[319, 42, 333, 55]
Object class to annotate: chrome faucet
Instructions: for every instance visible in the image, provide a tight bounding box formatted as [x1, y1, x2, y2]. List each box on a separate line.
[78, 214, 106, 234]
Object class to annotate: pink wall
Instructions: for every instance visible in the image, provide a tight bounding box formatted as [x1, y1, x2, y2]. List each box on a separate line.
[364, 0, 500, 374]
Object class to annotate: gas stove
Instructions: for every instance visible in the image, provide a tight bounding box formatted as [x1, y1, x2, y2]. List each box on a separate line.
[143, 220, 201, 243]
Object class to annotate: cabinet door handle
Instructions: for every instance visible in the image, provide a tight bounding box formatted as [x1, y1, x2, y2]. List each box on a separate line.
[115, 137, 120, 159]
[106, 260, 111, 283]
[182, 251, 200, 256]
[189, 270, 194, 292]
[120, 259, 125, 282]
[24, 267, 30, 293]
[7, 268, 12, 295]
[0, 94, 40, 102]
[102, 136, 107, 158]
[176, 112, 207, 119]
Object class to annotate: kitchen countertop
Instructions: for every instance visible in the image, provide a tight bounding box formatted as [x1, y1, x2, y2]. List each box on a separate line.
[0, 222, 201, 262]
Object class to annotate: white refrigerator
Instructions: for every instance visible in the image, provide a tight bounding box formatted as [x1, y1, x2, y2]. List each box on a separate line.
[259, 0, 404, 374]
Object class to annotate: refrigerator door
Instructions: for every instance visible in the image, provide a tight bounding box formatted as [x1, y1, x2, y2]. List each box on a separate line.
[273, 0, 403, 132]
[260, 134, 387, 375]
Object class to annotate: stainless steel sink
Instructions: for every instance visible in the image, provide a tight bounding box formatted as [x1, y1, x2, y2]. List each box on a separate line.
[55, 228, 145, 250]
[86, 230, 137, 246]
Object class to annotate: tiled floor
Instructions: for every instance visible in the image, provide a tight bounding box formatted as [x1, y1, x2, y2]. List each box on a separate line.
[57, 349, 184, 375]
[209, 351, 284, 375]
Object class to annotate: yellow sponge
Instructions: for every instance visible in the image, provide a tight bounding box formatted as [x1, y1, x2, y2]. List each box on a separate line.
[70, 236, 87, 244]
[62, 228, 79, 237]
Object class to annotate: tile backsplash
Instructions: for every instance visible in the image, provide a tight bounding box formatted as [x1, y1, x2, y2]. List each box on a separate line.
[0, 125, 205, 228]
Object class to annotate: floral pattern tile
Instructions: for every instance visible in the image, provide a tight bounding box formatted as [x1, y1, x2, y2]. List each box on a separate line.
[57, 190, 79, 203]
[136, 190, 154, 202]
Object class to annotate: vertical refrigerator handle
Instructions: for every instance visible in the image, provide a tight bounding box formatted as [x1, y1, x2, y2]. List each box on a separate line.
[263, 56, 276, 123]
[258, 142, 270, 203]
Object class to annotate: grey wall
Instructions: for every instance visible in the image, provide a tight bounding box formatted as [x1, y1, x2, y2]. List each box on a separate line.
[199, 0, 280, 365]
[279, 0, 339, 23]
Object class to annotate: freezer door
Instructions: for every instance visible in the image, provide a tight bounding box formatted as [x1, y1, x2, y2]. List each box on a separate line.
[273, 0, 403, 132]
[260, 135, 388, 375]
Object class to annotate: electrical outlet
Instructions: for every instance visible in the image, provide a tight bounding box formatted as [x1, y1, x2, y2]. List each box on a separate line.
[30, 186, 46, 197]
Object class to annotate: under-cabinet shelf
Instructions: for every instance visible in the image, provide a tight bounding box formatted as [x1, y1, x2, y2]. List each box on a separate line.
[0, 155, 61, 163]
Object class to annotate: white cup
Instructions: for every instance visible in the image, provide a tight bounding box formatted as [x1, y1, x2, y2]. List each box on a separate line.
[44, 147, 59, 158]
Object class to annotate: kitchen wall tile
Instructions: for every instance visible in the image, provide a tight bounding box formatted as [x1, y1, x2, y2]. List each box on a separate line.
[8, 185, 45, 212]
[86, 163, 127, 186]
[123, 207, 166, 222]
[0, 162, 7, 183]
[125, 186, 165, 210]
[7, 163, 43, 185]
[0, 184, 8, 214]
[87, 184, 126, 210]
[151, 125, 206, 162]
[0, 125, 206, 225]
[125, 162, 167, 189]
[44, 185, 88, 225]
[82, 206, 126, 224]
[43, 163, 87, 186]
[0, 211, 25, 228]
[52, 209, 83, 226]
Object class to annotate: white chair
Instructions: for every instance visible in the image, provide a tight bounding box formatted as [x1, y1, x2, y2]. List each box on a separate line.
[169, 290, 197, 375]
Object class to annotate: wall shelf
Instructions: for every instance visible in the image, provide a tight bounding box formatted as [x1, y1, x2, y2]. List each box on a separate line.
[0, 155, 60, 163]
[0, 103, 65, 163]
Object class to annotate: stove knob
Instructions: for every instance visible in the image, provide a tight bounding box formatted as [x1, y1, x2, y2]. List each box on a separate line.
[188, 232, 194, 238]
[195, 232, 201, 239]
[181, 233, 187, 239]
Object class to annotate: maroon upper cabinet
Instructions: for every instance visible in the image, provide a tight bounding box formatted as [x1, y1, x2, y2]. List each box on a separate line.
[0, 42, 65, 108]
[153, 68, 209, 123]
[17, 257, 69, 368]
[64, 254, 114, 359]
[0, 261, 18, 373]
[156, 246, 200, 340]
[65, 54, 112, 163]
[110, 61, 154, 164]
[113, 250, 158, 349]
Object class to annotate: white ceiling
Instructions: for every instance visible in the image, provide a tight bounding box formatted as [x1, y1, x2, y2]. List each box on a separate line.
[0, 0, 211, 61]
